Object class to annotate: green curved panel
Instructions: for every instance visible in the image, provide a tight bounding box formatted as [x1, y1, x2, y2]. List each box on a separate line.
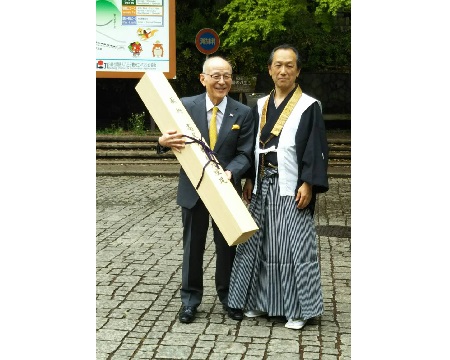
[96, 0, 121, 26]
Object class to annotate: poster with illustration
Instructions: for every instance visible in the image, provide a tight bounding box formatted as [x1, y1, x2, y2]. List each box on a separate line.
[96, 0, 175, 76]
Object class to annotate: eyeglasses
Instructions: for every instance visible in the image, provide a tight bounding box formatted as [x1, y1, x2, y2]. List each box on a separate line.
[203, 73, 233, 81]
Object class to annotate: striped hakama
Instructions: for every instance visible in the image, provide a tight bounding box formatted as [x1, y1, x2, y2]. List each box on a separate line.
[228, 168, 323, 320]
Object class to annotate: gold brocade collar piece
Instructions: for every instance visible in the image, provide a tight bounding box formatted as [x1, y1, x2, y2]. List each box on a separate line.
[260, 85, 303, 137]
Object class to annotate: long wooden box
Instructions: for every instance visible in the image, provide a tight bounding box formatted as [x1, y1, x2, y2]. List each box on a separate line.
[135, 71, 258, 246]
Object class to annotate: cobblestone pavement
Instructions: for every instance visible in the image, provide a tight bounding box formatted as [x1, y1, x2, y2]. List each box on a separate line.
[96, 176, 351, 360]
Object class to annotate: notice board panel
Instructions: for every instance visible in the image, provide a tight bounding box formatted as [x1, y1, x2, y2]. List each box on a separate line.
[96, 0, 176, 79]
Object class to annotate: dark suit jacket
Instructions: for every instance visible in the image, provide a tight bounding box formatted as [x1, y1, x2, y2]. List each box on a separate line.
[175, 93, 254, 209]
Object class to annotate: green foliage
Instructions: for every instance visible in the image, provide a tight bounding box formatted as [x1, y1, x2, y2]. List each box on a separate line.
[219, 0, 307, 46]
[315, 0, 351, 16]
[127, 112, 146, 135]
[217, 0, 350, 72]
[96, 124, 124, 135]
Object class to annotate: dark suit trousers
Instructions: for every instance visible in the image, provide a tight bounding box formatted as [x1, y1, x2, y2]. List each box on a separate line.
[180, 200, 237, 308]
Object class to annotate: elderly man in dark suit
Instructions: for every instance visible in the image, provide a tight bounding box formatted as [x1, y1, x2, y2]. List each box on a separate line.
[157, 56, 255, 323]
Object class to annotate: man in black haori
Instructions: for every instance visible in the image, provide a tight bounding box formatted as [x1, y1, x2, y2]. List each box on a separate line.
[228, 44, 329, 330]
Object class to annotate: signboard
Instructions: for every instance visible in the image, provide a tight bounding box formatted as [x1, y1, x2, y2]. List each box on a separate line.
[231, 75, 257, 93]
[96, 0, 176, 79]
[195, 28, 220, 55]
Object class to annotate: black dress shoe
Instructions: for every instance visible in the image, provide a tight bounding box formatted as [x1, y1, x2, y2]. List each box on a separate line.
[224, 306, 243, 321]
[179, 306, 197, 323]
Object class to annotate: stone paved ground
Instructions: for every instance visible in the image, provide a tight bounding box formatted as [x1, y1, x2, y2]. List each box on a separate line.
[96, 176, 351, 360]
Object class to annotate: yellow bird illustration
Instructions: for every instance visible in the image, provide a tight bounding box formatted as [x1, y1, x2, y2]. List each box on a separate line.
[137, 28, 158, 40]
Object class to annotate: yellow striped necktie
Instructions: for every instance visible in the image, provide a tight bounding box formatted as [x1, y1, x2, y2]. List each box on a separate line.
[209, 106, 219, 150]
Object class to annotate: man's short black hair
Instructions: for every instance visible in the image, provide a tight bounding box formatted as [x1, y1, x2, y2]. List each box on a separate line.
[267, 44, 301, 69]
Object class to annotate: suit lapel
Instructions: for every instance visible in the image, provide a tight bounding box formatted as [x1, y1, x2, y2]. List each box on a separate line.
[191, 95, 209, 143]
